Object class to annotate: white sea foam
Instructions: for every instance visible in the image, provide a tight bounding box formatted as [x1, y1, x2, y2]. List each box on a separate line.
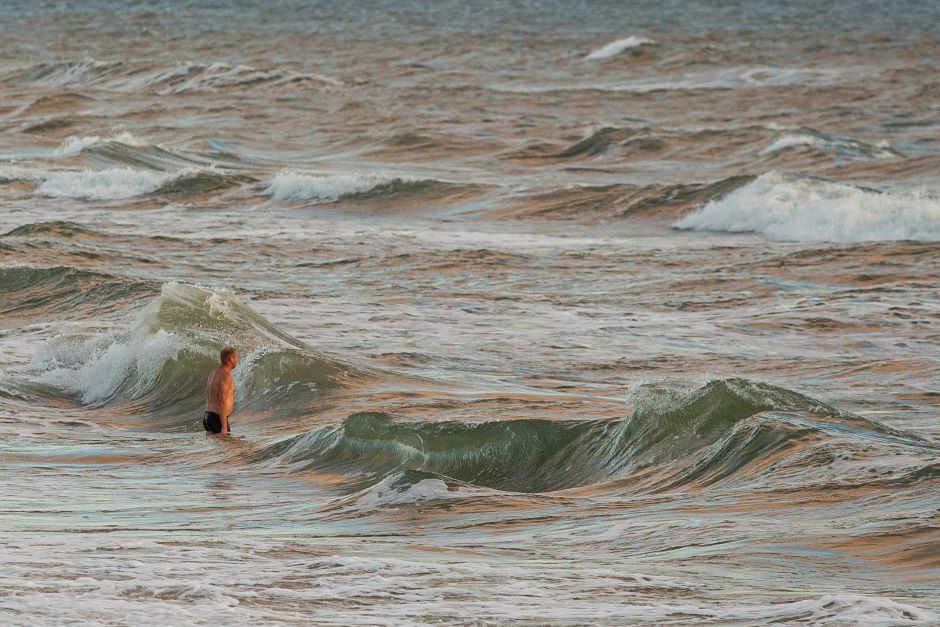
[585, 36, 656, 60]
[35, 164, 219, 200]
[36, 168, 173, 200]
[356, 478, 456, 507]
[3, 532, 937, 625]
[0, 164, 43, 182]
[265, 171, 397, 201]
[673, 172, 940, 242]
[32, 329, 186, 405]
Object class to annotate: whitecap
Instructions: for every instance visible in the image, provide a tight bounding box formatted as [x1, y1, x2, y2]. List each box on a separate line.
[36, 167, 175, 200]
[264, 171, 399, 201]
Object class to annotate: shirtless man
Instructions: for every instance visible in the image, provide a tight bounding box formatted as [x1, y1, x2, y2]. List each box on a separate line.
[203, 346, 238, 435]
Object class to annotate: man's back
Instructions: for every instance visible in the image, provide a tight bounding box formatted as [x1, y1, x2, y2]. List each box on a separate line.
[205, 366, 232, 416]
[203, 347, 237, 434]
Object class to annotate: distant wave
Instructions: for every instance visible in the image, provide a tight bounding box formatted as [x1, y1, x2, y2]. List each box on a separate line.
[2, 59, 343, 93]
[673, 172, 940, 242]
[2, 220, 97, 239]
[37, 168, 173, 200]
[52, 133, 212, 171]
[505, 175, 754, 221]
[585, 36, 656, 60]
[760, 128, 901, 160]
[116, 61, 345, 94]
[0, 264, 154, 330]
[265, 171, 466, 203]
[266, 172, 399, 201]
[2, 59, 124, 86]
[553, 126, 643, 158]
[36, 167, 246, 200]
[490, 67, 840, 94]
[53, 132, 146, 156]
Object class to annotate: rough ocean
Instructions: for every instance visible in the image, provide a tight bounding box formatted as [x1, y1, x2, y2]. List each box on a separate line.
[1, 1, 939, 624]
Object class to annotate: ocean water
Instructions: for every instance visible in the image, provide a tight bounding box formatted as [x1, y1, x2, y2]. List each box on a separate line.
[1, 1, 939, 624]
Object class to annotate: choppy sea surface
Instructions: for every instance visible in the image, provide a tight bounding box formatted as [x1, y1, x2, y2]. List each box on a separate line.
[1, 1, 939, 624]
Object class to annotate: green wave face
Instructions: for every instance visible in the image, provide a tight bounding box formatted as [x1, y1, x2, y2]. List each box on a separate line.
[255, 378, 923, 494]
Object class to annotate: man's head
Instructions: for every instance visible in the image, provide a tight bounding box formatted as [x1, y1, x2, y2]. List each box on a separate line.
[220, 346, 238, 369]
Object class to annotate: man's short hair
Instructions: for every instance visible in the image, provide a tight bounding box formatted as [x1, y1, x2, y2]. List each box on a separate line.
[220, 346, 237, 365]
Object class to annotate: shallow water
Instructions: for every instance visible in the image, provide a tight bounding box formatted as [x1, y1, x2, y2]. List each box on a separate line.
[1, 1, 939, 624]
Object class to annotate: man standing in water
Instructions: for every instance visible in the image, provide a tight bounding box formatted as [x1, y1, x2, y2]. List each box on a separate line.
[203, 346, 237, 435]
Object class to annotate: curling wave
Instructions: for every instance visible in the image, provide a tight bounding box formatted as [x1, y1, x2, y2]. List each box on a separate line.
[250, 378, 933, 495]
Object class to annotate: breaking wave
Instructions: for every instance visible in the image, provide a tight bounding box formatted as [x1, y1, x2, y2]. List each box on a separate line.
[36, 167, 246, 200]
[266, 172, 401, 201]
[265, 171, 466, 203]
[673, 172, 940, 242]
[27, 283, 363, 420]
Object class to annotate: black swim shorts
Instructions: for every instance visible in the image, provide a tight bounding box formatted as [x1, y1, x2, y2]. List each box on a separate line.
[203, 411, 225, 434]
